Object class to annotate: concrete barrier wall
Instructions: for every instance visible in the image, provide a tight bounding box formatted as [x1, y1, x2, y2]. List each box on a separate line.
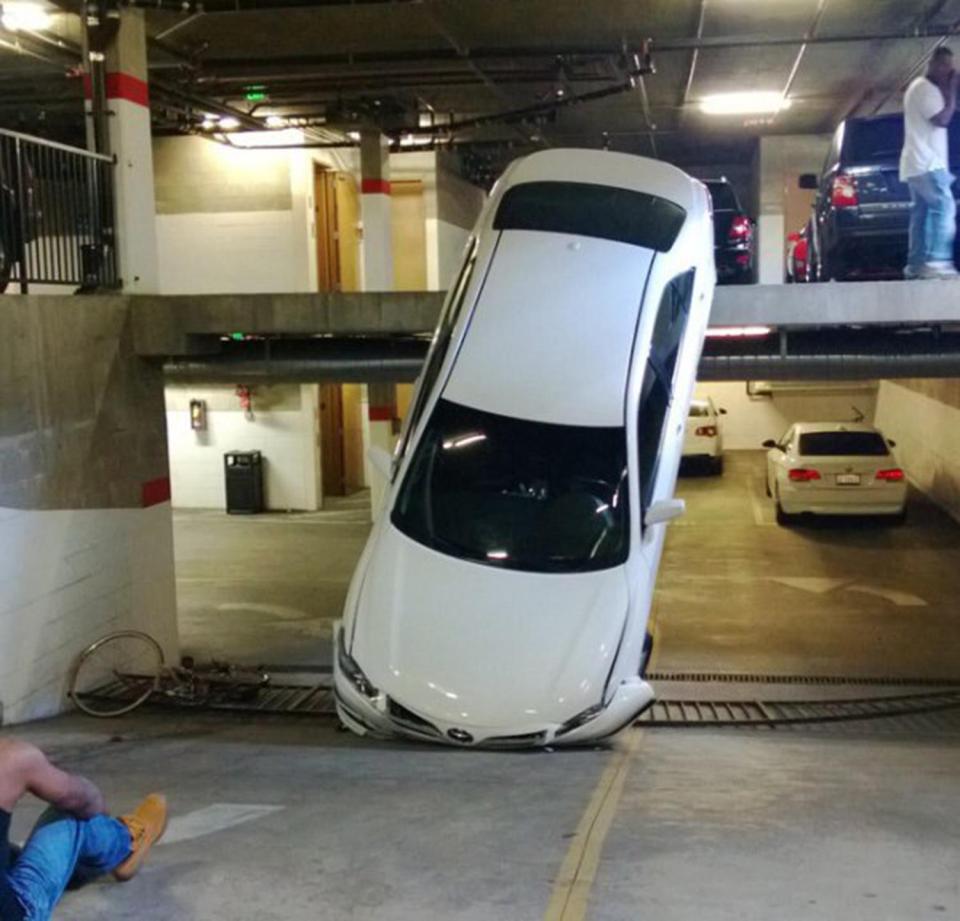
[875, 379, 960, 524]
[0, 296, 178, 725]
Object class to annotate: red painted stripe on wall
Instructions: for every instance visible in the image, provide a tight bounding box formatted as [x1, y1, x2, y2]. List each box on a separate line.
[82, 72, 150, 106]
[368, 406, 394, 422]
[142, 477, 171, 508]
[106, 72, 150, 107]
[361, 178, 392, 195]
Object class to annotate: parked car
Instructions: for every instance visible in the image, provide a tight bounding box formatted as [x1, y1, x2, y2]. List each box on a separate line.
[785, 223, 811, 283]
[800, 113, 960, 281]
[704, 178, 755, 284]
[334, 149, 716, 748]
[682, 398, 726, 474]
[763, 423, 906, 525]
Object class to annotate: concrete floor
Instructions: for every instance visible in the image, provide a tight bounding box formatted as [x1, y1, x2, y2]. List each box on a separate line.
[176, 452, 960, 680]
[4, 713, 958, 920]
[5, 452, 960, 919]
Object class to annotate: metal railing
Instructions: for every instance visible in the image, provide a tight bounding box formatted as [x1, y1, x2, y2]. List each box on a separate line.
[0, 128, 118, 294]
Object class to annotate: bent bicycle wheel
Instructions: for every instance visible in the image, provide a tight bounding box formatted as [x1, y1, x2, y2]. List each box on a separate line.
[70, 631, 164, 717]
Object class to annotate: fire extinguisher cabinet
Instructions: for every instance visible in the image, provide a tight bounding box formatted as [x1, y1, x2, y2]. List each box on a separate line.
[224, 451, 264, 514]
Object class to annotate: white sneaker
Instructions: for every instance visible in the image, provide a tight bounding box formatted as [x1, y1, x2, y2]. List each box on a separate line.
[918, 262, 959, 279]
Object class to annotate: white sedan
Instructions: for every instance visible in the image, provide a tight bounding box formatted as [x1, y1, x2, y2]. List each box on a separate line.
[682, 398, 725, 474]
[763, 423, 907, 524]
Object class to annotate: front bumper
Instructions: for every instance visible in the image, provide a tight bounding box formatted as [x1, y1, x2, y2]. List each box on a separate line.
[334, 626, 654, 748]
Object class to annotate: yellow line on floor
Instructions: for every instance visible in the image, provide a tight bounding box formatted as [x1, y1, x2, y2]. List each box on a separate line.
[544, 729, 644, 921]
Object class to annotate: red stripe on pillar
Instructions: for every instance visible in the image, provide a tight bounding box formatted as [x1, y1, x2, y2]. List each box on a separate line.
[105, 73, 150, 107]
[368, 405, 393, 421]
[361, 178, 392, 195]
[142, 477, 171, 508]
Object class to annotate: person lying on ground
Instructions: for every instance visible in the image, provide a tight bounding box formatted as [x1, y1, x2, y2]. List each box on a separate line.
[0, 737, 166, 921]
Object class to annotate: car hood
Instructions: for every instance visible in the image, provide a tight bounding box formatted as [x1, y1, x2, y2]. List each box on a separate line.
[349, 523, 630, 730]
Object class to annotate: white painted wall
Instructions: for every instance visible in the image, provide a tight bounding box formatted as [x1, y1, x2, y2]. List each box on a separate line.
[0, 503, 178, 724]
[875, 380, 960, 523]
[695, 380, 879, 450]
[165, 384, 320, 511]
[157, 211, 304, 295]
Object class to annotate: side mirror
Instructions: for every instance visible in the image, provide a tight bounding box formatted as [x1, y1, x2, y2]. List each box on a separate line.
[644, 498, 685, 528]
[367, 445, 393, 479]
[718, 408, 728, 415]
[798, 173, 818, 190]
[762, 439, 778, 449]
[887, 439, 897, 448]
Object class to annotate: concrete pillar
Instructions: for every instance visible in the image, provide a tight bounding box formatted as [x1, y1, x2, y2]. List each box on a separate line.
[360, 130, 394, 291]
[0, 295, 178, 725]
[103, 9, 159, 293]
[364, 381, 397, 519]
[757, 135, 831, 285]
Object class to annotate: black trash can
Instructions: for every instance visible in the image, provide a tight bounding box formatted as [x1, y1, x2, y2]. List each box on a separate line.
[224, 450, 264, 514]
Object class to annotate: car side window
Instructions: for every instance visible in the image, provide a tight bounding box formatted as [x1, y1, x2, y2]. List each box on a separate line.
[395, 238, 479, 469]
[638, 269, 696, 509]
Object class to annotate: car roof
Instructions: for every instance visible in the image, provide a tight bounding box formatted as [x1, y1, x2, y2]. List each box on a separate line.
[793, 422, 881, 435]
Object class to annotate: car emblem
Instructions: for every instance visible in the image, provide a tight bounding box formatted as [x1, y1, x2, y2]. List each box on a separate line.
[447, 728, 474, 744]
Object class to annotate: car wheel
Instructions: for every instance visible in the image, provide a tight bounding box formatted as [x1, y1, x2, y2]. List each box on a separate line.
[775, 491, 792, 526]
[892, 508, 908, 526]
[712, 456, 724, 476]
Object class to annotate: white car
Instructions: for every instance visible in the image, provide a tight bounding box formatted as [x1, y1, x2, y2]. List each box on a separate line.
[334, 149, 716, 748]
[682, 398, 725, 474]
[764, 423, 907, 524]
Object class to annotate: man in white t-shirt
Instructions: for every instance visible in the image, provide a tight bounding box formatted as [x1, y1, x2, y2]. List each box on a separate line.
[901, 46, 959, 279]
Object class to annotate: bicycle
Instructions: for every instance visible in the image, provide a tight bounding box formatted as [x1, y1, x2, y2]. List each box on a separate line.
[69, 630, 271, 718]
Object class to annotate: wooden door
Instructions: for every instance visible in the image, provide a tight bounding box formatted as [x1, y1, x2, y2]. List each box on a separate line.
[319, 383, 345, 497]
[391, 180, 427, 291]
[335, 173, 360, 292]
[314, 167, 338, 292]
[340, 383, 366, 493]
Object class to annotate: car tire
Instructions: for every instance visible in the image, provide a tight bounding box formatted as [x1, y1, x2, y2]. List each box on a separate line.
[892, 508, 908, 526]
[775, 492, 792, 526]
[712, 456, 724, 476]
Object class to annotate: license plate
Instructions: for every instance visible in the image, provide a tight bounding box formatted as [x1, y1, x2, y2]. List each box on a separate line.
[836, 473, 861, 486]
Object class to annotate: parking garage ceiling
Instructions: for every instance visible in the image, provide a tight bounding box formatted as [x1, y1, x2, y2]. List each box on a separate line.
[2, 0, 959, 178]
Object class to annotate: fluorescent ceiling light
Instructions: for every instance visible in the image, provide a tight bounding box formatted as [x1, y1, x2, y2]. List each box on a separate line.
[264, 115, 287, 129]
[218, 116, 241, 130]
[699, 92, 790, 116]
[227, 128, 305, 148]
[1, 2, 52, 31]
[706, 325, 773, 338]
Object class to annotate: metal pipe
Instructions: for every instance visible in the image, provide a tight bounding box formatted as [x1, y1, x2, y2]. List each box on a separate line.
[699, 352, 960, 381]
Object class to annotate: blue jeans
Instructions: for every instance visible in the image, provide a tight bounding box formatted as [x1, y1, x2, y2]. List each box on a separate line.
[6, 809, 131, 921]
[906, 168, 957, 271]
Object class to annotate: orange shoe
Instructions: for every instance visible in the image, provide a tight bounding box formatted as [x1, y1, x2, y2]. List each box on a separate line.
[113, 794, 168, 882]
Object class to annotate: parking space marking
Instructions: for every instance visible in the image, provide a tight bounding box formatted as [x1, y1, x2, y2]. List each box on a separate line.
[544, 730, 644, 921]
[772, 577, 851, 595]
[846, 584, 928, 608]
[160, 804, 285, 845]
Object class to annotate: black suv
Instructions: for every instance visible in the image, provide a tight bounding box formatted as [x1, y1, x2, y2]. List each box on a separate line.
[704, 178, 755, 284]
[801, 112, 960, 281]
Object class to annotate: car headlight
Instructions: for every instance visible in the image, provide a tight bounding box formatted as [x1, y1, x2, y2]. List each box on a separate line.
[555, 702, 605, 738]
[337, 630, 379, 699]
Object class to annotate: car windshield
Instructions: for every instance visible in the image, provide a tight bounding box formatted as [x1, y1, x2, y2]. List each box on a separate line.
[392, 399, 629, 573]
[798, 431, 890, 456]
[706, 182, 737, 211]
[846, 117, 904, 163]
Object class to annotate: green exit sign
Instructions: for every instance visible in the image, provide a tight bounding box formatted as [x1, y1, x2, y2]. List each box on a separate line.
[245, 90, 267, 102]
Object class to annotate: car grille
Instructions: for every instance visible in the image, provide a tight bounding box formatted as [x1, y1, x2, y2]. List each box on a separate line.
[387, 698, 442, 738]
[483, 731, 548, 748]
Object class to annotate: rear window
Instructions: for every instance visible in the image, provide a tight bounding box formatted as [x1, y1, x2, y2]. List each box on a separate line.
[493, 181, 686, 252]
[705, 182, 738, 211]
[844, 117, 904, 163]
[798, 431, 889, 456]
